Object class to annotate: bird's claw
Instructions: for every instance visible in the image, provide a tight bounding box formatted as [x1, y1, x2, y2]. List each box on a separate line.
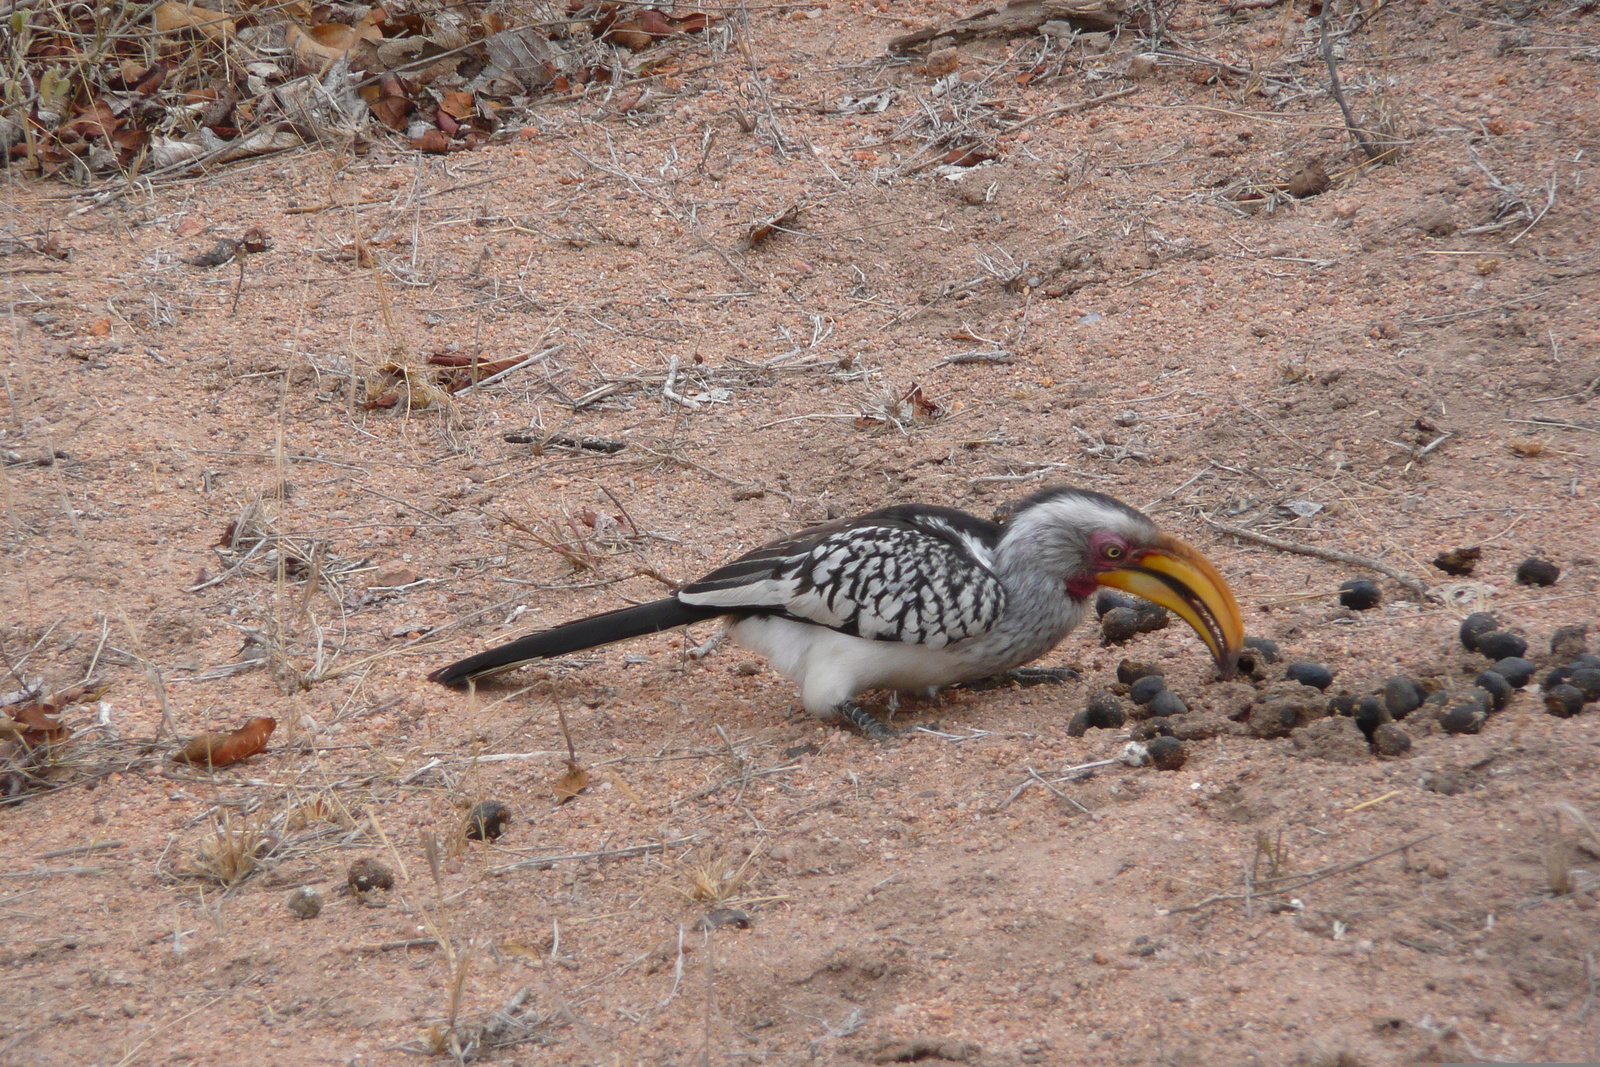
[835, 701, 901, 741]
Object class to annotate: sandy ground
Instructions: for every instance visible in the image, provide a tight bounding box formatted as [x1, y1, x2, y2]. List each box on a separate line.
[4, 0, 1600, 1064]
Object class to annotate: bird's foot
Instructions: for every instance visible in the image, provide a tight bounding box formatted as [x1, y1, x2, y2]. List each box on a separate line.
[954, 666, 1080, 691]
[834, 701, 901, 741]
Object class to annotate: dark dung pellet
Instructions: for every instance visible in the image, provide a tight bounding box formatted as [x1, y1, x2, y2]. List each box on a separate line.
[1372, 722, 1413, 757]
[1338, 578, 1381, 611]
[1458, 612, 1500, 651]
[1145, 736, 1187, 771]
[1516, 557, 1560, 586]
[1242, 636, 1281, 664]
[1353, 696, 1389, 741]
[465, 800, 511, 842]
[1066, 710, 1091, 737]
[1567, 669, 1600, 702]
[1473, 630, 1528, 661]
[1382, 677, 1423, 719]
[1147, 689, 1188, 718]
[1550, 624, 1590, 659]
[1117, 660, 1163, 686]
[1432, 546, 1480, 577]
[1490, 657, 1536, 688]
[1134, 601, 1171, 633]
[1545, 684, 1586, 718]
[1285, 662, 1334, 691]
[1101, 607, 1141, 645]
[348, 858, 395, 893]
[1328, 694, 1359, 716]
[1131, 717, 1175, 740]
[1440, 701, 1486, 735]
[1095, 590, 1133, 618]
[1084, 691, 1127, 729]
[1129, 675, 1168, 706]
[1474, 670, 1512, 712]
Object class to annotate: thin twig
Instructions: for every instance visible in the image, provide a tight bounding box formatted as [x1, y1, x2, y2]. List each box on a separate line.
[1204, 516, 1435, 601]
[1162, 834, 1438, 914]
[1319, 0, 1377, 159]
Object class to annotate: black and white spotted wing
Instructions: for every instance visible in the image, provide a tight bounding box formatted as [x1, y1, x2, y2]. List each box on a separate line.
[677, 505, 1007, 647]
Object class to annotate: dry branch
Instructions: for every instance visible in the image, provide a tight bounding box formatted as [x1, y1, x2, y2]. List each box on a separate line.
[888, 0, 1128, 54]
[1204, 517, 1435, 602]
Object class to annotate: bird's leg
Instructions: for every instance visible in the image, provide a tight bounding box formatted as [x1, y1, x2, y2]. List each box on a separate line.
[951, 666, 1080, 692]
[834, 701, 900, 741]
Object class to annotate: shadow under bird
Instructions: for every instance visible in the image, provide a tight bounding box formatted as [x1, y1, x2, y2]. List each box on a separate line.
[429, 486, 1244, 737]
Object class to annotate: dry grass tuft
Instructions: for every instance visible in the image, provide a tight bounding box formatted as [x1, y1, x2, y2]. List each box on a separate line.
[191, 810, 269, 886]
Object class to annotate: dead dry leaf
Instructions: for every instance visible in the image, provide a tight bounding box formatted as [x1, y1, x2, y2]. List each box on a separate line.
[555, 762, 591, 803]
[172, 716, 276, 767]
[153, 1, 236, 43]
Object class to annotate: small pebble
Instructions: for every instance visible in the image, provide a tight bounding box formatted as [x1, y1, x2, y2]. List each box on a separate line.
[1129, 675, 1168, 705]
[1489, 656, 1536, 688]
[1285, 662, 1334, 691]
[1338, 578, 1381, 611]
[1117, 660, 1163, 685]
[1440, 700, 1486, 735]
[1516, 557, 1560, 586]
[1084, 690, 1127, 729]
[1101, 606, 1141, 645]
[1130, 717, 1175, 740]
[465, 800, 511, 842]
[1382, 677, 1423, 719]
[347, 858, 395, 893]
[286, 886, 323, 919]
[1372, 722, 1413, 757]
[1545, 684, 1586, 718]
[1473, 630, 1528, 661]
[1567, 668, 1600, 702]
[1133, 601, 1171, 633]
[1145, 736, 1187, 770]
[1474, 670, 1512, 711]
[1096, 590, 1133, 617]
[1146, 689, 1188, 718]
[1551, 624, 1591, 659]
[1458, 612, 1500, 651]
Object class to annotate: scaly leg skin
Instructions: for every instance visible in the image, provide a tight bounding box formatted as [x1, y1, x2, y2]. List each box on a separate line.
[953, 666, 1080, 692]
[834, 701, 900, 741]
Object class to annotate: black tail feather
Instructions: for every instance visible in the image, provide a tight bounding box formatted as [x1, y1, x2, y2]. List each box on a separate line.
[428, 598, 723, 687]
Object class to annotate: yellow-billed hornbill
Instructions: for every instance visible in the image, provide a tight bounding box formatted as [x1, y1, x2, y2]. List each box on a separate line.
[429, 486, 1243, 737]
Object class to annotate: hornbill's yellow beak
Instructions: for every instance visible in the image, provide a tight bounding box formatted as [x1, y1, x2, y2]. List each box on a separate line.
[1097, 534, 1244, 678]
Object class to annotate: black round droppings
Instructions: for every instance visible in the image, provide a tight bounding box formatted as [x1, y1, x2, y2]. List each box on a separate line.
[1095, 590, 1134, 618]
[348, 857, 395, 893]
[1551, 624, 1590, 659]
[1145, 736, 1187, 771]
[465, 800, 511, 842]
[1133, 601, 1171, 633]
[1084, 691, 1127, 729]
[1101, 607, 1141, 645]
[1474, 670, 1512, 712]
[1432, 546, 1481, 577]
[1440, 700, 1486, 735]
[1328, 694, 1359, 717]
[1242, 636, 1281, 664]
[1147, 689, 1188, 718]
[1423, 689, 1451, 708]
[1129, 675, 1168, 706]
[1372, 722, 1413, 757]
[1338, 578, 1381, 611]
[1285, 662, 1334, 691]
[1382, 677, 1423, 719]
[1567, 669, 1600, 702]
[1066, 710, 1092, 737]
[1117, 660, 1164, 686]
[1545, 684, 1587, 719]
[1458, 612, 1500, 651]
[1489, 657, 1536, 688]
[1131, 717, 1176, 740]
[1473, 630, 1528, 661]
[1353, 696, 1389, 741]
[1516, 557, 1560, 587]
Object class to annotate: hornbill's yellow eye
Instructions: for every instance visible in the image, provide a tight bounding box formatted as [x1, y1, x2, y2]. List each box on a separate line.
[1105, 545, 1124, 559]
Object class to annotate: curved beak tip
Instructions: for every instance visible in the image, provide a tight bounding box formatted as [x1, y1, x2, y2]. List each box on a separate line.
[1097, 535, 1244, 678]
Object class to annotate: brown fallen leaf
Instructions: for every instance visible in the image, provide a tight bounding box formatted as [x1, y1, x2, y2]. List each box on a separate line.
[745, 201, 804, 250]
[173, 716, 276, 767]
[152, 1, 236, 43]
[554, 761, 590, 803]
